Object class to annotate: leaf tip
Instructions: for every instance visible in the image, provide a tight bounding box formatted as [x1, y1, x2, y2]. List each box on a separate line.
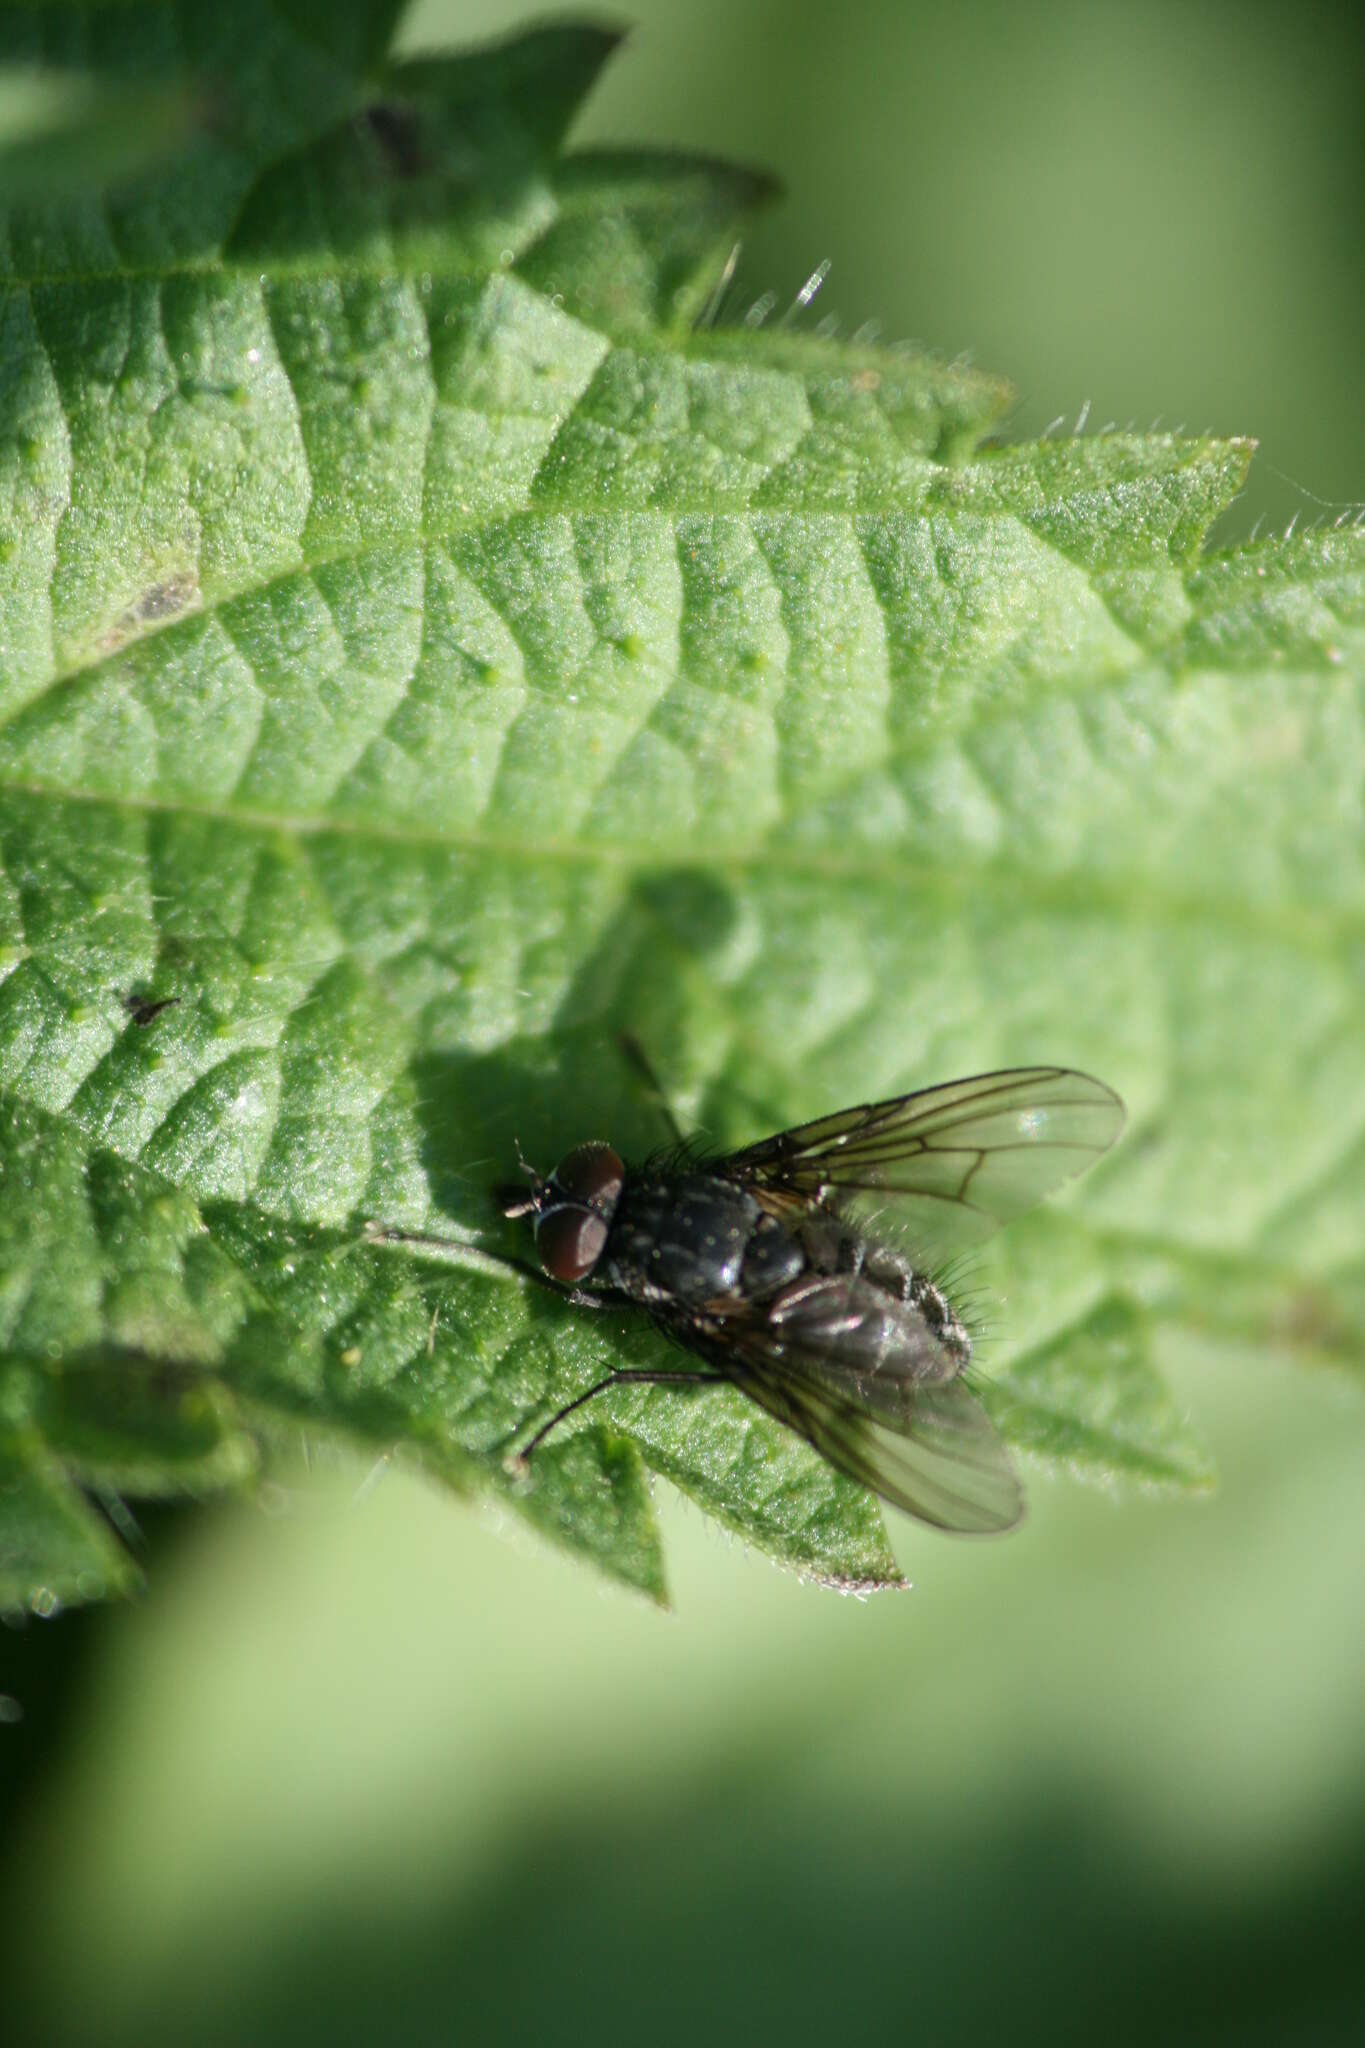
[801, 1566, 912, 1597]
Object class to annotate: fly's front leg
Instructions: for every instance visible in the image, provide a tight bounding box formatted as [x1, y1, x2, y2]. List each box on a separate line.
[361, 1221, 609, 1309]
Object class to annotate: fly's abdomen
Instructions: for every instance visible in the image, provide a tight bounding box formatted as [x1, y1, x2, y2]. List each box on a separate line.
[604, 1171, 804, 1305]
[769, 1271, 965, 1385]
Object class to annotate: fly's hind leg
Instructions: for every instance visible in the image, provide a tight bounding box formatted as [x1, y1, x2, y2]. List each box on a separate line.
[508, 1365, 729, 1472]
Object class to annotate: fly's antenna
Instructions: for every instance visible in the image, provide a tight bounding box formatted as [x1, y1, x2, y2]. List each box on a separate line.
[495, 1140, 543, 1220]
[616, 1032, 688, 1147]
[513, 1137, 537, 1180]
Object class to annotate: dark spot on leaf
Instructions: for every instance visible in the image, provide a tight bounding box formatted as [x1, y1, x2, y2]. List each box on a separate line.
[1270, 1289, 1351, 1355]
[136, 573, 198, 622]
[357, 102, 429, 179]
[95, 571, 201, 655]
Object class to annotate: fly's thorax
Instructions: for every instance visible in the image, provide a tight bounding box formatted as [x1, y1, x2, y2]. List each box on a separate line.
[736, 1208, 808, 1297]
[603, 1169, 803, 1305]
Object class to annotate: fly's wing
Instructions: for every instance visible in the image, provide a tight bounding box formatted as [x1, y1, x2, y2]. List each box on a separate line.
[722, 1066, 1123, 1251]
[674, 1278, 1023, 1535]
[736, 1334, 1022, 1535]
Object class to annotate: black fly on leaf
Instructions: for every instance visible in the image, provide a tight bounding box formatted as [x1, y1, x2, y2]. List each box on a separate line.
[119, 990, 181, 1027]
[370, 1045, 1124, 1535]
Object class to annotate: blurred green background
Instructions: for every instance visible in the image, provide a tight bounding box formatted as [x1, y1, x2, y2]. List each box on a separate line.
[4, 2, 1365, 2040]
[530, 0, 1365, 538]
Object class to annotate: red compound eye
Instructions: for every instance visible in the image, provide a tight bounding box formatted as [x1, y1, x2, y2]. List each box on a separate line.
[550, 1142, 624, 1211]
[535, 1205, 609, 1283]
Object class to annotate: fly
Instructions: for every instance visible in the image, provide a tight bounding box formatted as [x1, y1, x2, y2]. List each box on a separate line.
[371, 1041, 1124, 1535]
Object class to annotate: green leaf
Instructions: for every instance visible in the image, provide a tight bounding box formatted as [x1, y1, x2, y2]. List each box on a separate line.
[1, 1429, 140, 1614]
[0, 6, 1361, 1611]
[0, 66, 201, 201]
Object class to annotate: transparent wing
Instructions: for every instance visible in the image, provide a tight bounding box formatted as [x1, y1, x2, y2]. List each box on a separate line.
[723, 1066, 1124, 1250]
[738, 1341, 1022, 1536]
[666, 1276, 1023, 1536]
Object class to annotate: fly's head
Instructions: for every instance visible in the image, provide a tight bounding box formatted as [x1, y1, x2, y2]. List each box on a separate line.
[494, 1140, 625, 1285]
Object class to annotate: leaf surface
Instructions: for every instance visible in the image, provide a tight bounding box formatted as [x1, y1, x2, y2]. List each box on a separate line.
[0, 4, 1361, 1608]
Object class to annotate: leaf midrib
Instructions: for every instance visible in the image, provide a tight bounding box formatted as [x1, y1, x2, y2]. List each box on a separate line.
[19, 478, 1163, 708]
[0, 774, 1357, 959]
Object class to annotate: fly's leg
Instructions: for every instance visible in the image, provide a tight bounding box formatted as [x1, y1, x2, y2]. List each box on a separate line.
[361, 1221, 608, 1310]
[616, 1032, 688, 1147]
[509, 1367, 729, 1471]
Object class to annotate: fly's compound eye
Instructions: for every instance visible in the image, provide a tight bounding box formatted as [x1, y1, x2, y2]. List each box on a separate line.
[535, 1205, 609, 1284]
[550, 1142, 624, 1212]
